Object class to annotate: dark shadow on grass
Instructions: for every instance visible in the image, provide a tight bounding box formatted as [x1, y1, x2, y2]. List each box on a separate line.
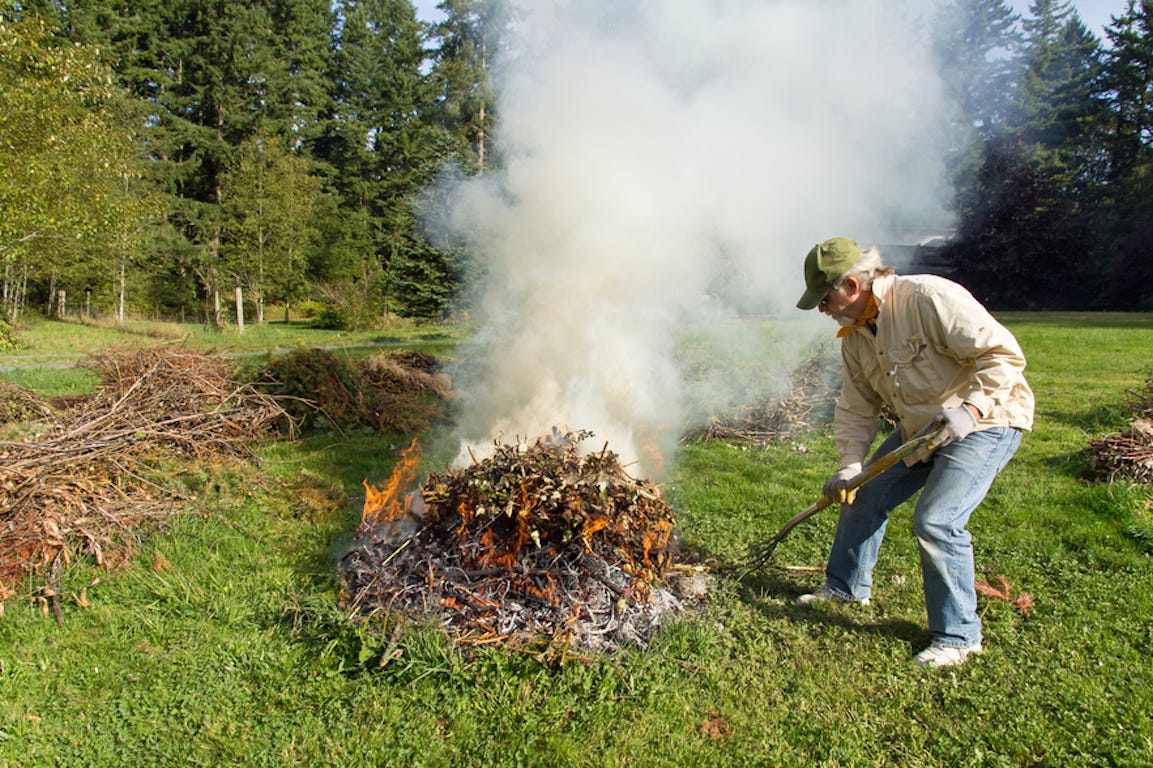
[1042, 449, 1094, 479]
[1068, 403, 1130, 431]
[730, 568, 929, 652]
[996, 311, 1153, 330]
[370, 332, 453, 344]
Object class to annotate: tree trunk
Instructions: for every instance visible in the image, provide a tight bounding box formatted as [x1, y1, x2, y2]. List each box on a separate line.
[477, 101, 486, 172]
[118, 257, 126, 322]
[235, 285, 245, 334]
[478, 39, 488, 172]
[15, 267, 27, 321]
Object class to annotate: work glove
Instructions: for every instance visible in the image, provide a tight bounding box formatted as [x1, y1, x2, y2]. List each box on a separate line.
[936, 405, 979, 447]
[823, 463, 862, 505]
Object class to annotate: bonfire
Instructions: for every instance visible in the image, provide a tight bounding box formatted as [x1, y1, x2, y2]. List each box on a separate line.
[340, 430, 705, 656]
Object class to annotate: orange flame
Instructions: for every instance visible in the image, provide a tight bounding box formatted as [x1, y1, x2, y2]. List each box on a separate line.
[580, 517, 610, 550]
[361, 437, 421, 531]
[638, 422, 670, 479]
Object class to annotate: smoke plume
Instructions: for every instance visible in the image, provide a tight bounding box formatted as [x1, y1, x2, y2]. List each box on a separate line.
[434, 0, 952, 477]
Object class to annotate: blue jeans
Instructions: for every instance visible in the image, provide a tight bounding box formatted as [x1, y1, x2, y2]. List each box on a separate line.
[823, 426, 1022, 648]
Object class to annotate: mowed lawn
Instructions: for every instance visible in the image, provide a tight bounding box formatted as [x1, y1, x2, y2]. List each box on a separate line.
[0, 312, 1150, 767]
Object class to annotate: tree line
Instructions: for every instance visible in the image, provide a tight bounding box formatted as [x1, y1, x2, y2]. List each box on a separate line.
[1, 0, 1151, 326]
[936, 0, 1153, 310]
[1, 0, 505, 327]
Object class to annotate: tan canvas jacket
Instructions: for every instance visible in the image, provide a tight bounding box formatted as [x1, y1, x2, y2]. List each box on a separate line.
[834, 273, 1035, 467]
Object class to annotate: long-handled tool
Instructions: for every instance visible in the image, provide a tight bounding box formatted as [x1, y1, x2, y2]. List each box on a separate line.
[742, 418, 948, 573]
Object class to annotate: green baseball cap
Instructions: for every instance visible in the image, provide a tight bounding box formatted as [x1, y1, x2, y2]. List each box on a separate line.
[796, 237, 862, 310]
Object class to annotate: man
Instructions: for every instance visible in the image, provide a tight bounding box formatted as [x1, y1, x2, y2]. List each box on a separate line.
[794, 237, 1034, 667]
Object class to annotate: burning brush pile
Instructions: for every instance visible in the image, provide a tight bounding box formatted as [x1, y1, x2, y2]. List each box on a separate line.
[341, 430, 703, 655]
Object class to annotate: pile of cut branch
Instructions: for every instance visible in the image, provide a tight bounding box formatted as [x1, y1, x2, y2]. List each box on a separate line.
[341, 431, 700, 656]
[0, 347, 288, 609]
[1085, 371, 1153, 483]
[1085, 418, 1153, 483]
[258, 348, 454, 434]
[0, 380, 54, 424]
[682, 350, 839, 446]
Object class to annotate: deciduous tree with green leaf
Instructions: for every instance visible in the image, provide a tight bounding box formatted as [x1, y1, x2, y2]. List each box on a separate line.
[0, 11, 149, 320]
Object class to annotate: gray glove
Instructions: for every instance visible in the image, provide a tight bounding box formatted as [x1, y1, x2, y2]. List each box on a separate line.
[937, 405, 979, 446]
[823, 463, 862, 504]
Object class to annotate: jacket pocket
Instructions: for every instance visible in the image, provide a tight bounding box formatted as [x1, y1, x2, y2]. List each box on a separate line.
[886, 335, 943, 405]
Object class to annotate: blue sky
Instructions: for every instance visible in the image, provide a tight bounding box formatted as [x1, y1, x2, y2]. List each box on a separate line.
[413, 0, 443, 23]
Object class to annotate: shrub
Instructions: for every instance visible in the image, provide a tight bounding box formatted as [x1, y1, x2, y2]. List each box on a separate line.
[297, 300, 324, 319]
[311, 304, 349, 330]
[0, 320, 20, 352]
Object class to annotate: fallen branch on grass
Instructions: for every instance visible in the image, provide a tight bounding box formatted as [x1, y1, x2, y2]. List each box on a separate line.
[1085, 418, 1153, 483]
[975, 575, 1034, 617]
[1084, 369, 1153, 484]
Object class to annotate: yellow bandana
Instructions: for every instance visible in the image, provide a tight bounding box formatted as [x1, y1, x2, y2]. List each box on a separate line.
[836, 293, 879, 338]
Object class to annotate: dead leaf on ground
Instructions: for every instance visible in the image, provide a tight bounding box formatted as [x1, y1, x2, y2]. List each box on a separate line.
[699, 711, 732, 740]
[975, 574, 1034, 616]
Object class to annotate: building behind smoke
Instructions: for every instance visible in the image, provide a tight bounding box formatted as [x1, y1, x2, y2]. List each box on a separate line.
[880, 236, 953, 277]
[696, 235, 954, 319]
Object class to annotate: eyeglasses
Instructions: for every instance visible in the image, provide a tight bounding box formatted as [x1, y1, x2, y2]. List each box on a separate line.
[819, 286, 839, 309]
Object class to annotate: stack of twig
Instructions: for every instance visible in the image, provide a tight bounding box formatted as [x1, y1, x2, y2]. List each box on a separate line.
[257, 348, 454, 434]
[1085, 418, 1153, 483]
[0, 380, 54, 424]
[0, 347, 288, 606]
[682, 350, 839, 446]
[341, 431, 696, 656]
[1085, 371, 1153, 483]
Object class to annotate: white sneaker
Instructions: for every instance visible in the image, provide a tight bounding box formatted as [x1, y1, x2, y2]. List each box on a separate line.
[914, 642, 982, 667]
[795, 585, 870, 606]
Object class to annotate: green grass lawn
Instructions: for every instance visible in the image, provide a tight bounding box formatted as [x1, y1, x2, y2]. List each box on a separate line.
[0, 315, 469, 396]
[0, 313, 1151, 767]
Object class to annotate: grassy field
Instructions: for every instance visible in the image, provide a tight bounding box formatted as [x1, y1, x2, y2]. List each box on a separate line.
[0, 315, 468, 395]
[0, 313, 1151, 767]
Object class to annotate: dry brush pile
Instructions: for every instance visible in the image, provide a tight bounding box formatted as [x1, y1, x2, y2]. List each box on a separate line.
[0, 344, 457, 620]
[341, 431, 705, 657]
[681, 349, 840, 447]
[257, 348, 454, 435]
[1084, 370, 1153, 483]
[0, 347, 288, 617]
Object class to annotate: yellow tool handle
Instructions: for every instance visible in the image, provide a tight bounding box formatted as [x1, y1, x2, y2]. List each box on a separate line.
[765, 420, 948, 547]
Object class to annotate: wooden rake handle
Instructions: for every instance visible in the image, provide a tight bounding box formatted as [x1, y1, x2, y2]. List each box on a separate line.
[743, 418, 947, 571]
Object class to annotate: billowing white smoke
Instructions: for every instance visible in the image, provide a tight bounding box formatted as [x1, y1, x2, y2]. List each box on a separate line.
[437, 0, 952, 477]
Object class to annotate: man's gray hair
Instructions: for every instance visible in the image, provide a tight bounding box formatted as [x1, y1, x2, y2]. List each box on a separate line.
[833, 246, 895, 291]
